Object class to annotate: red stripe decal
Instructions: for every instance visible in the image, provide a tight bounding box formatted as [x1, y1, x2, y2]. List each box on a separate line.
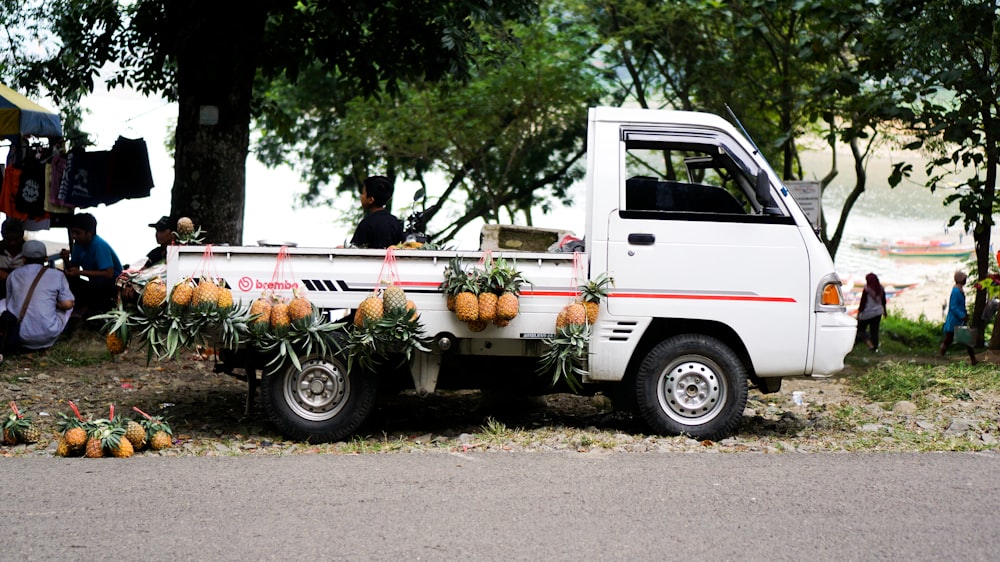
[608, 292, 795, 303]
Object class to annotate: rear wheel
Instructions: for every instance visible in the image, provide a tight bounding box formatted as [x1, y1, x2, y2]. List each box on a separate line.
[262, 353, 377, 442]
[635, 334, 747, 440]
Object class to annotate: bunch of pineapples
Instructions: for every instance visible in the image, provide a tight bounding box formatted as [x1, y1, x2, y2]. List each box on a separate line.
[538, 273, 615, 393]
[1, 402, 40, 446]
[347, 282, 428, 372]
[249, 288, 346, 375]
[441, 256, 528, 333]
[55, 404, 173, 458]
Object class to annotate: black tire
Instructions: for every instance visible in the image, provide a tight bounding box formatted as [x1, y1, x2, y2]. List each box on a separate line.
[262, 353, 377, 443]
[634, 334, 748, 440]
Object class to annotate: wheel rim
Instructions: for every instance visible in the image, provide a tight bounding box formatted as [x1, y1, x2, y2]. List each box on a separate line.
[281, 357, 350, 422]
[656, 355, 725, 425]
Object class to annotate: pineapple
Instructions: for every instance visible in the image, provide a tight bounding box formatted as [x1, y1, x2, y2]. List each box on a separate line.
[176, 217, 195, 236]
[133, 407, 173, 451]
[216, 286, 234, 311]
[383, 284, 407, 312]
[269, 294, 290, 333]
[495, 258, 527, 321]
[288, 288, 312, 321]
[1, 413, 17, 445]
[496, 292, 519, 321]
[249, 295, 273, 331]
[3, 403, 39, 444]
[56, 438, 72, 457]
[467, 320, 488, 333]
[405, 300, 419, 320]
[84, 434, 104, 458]
[454, 274, 480, 322]
[57, 403, 88, 452]
[106, 331, 126, 355]
[478, 292, 498, 322]
[124, 419, 147, 451]
[560, 302, 588, 327]
[579, 273, 614, 325]
[100, 425, 133, 458]
[141, 276, 168, 308]
[64, 426, 88, 450]
[192, 277, 222, 308]
[493, 318, 510, 327]
[354, 295, 384, 327]
[170, 279, 195, 307]
[440, 257, 467, 312]
[16, 421, 40, 444]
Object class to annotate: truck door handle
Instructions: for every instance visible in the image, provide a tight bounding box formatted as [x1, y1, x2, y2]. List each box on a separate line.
[628, 233, 655, 245]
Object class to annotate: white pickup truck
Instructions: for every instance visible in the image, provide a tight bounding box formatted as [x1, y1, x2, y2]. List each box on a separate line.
[167, 107, 856, 443]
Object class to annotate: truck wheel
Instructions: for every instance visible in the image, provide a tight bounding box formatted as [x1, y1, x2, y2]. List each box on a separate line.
[634, 334, 748, 441]
[262, 354, 377, 443]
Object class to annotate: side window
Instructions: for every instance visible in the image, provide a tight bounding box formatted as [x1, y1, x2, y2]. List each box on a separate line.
[621, 139, 771, 218]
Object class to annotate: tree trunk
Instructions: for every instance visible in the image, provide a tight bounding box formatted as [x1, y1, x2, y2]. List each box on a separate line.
[167, 1, 266, 245]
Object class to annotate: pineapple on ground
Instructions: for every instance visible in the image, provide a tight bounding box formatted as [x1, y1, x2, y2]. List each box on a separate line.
[100, 424, 133, 458]
[134, 407, 173, 451]
[2, 413, 19, 445]
[124, 419, 147, 451]
[84, 427, 105, 458]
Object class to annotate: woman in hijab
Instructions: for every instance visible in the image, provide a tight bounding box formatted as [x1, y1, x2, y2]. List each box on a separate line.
[856, 272, 887, 352]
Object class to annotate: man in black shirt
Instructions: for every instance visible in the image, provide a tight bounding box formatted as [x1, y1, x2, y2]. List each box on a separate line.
[350, 175, 404, 249]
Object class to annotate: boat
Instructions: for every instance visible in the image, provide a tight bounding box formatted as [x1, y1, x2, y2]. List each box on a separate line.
[852, 238, 955, 252]
[880, 246, 973, 258]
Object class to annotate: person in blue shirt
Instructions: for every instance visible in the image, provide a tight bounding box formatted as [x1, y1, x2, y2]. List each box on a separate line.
[59, 212, 122, 316]
[350, 175, 404, 249]
[940, 270, 978, 365]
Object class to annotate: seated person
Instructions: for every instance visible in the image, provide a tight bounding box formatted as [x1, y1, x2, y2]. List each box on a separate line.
[3, 240, 75, 353]
[119, 216, 175, 304]
[59, 213, 122, 316]
[0, 218, 25, 299]
[142, 215, 176, 268]
[350, 175, 404, 249]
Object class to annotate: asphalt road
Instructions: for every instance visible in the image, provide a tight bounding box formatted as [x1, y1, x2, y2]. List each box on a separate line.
[3, 451, 998, 560]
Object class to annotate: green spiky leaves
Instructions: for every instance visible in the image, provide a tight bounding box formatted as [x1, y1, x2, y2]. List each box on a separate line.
[537, 323, 591, 393]
[347, 305, 430, 373]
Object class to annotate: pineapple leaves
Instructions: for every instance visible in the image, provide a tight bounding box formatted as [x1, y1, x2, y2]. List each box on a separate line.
[537, 324, 591, 394]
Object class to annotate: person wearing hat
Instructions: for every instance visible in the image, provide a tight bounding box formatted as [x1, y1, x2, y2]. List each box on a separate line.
[143, 215, 176, 268]
[59, 212, 122, 317]
[2, 239, 75, 354]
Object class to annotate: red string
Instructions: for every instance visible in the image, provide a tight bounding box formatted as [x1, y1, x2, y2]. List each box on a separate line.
[375, 247, 400, 294]
[193, 244, 220, 280]
[572, 251, 586, 300]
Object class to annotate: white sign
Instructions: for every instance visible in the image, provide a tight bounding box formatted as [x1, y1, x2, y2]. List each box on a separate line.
[785, 181, 822, 231]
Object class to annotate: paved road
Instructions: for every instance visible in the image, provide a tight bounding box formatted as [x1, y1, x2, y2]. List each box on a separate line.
[3, 451, 998, 560]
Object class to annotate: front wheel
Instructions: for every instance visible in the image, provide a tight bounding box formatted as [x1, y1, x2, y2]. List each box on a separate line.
[262, 353, 377, 443]
[634, 334, 748, 440]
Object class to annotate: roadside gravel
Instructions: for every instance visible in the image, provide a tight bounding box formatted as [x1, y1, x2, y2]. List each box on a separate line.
[2, 332, 999, 457]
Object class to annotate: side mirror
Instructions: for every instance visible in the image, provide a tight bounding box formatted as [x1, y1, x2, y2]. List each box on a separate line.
[755, 171, 781, 215]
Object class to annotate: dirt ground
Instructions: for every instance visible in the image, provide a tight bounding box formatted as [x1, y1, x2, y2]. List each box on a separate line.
[2, 331, 998, 456]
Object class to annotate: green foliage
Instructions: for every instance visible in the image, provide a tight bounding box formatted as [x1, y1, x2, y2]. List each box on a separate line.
[254, 0, 608, 243]
[878, 313, 944, 351]
[346, 306, 431, 373]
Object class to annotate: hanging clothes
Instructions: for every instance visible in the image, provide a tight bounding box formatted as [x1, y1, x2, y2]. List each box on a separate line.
[15, 151, 47, 217]
[108, 136, 154, 200]
[60, 148, 114, 208]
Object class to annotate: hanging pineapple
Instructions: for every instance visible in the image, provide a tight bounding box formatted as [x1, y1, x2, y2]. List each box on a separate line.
[578, 273, 614, 325]
[494, 257, 528, 323]
[454, 272, 481, 322]
[191, 276, 222, 310]
[382, 283, 408, 313]
[288, 287, 312, 322]
[354, 294, 385, 327]
[170, 278, 196, 308]
[269, 294, 291, 334]
[440, 256, 467, 312]
[141, 276, 167, 308]
[249, 293, 273, 334]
